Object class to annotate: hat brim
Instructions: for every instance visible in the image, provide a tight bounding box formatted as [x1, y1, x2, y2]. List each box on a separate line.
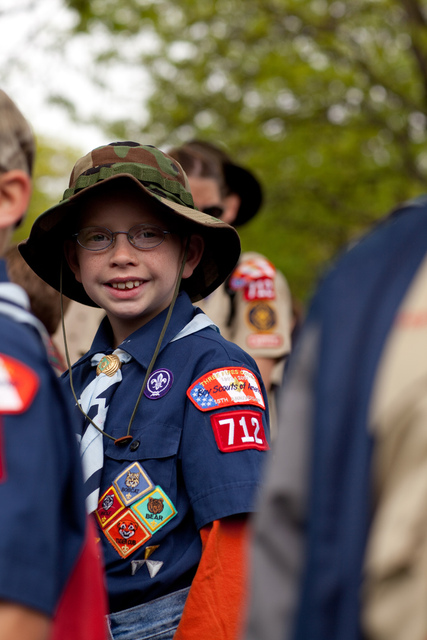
[19, 173, 240, 306]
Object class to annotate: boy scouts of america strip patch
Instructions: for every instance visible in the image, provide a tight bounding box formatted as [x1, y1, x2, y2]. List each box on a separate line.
[187, 367, 265, 411]
[0, 354, 39, 414]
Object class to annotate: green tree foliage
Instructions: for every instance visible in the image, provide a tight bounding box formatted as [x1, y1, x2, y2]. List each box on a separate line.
[43, 1, 427, 298]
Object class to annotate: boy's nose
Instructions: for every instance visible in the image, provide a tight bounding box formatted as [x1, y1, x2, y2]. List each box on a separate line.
[109, 233, 138, 263]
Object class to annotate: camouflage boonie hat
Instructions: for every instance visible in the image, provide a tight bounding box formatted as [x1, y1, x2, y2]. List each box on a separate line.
[19, 141, 240, 305]
[0, 90, 34, 175]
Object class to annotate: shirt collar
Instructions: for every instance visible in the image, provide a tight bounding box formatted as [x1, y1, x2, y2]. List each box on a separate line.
[85, 291, 197, 369]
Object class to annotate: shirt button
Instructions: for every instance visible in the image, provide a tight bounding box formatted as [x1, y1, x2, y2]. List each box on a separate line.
[130, 439, 140, 451]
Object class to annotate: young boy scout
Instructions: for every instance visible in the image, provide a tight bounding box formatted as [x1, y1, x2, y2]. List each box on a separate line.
[21, 141, 270, 640]
[0, 92, 106, 639]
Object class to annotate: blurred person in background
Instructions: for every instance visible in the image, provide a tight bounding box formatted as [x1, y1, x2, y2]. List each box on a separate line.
[169, 140, 294, 439]
[244, 196, 427, 640]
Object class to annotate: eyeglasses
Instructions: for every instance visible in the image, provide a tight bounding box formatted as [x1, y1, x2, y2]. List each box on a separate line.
[201, 205, 224, 219]
[73, 224, 172, 251]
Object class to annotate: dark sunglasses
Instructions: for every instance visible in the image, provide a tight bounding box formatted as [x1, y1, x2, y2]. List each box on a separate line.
[201, 205, 224, 219]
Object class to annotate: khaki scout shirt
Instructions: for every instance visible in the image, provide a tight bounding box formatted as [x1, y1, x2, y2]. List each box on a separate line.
[363, 254, 427, 640]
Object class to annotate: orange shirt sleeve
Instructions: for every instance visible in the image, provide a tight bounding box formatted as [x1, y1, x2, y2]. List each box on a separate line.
[174, 516, 248, 640]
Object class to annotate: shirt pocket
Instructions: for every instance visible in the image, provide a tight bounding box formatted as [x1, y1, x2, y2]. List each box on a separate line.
[104, 422, 182, 494]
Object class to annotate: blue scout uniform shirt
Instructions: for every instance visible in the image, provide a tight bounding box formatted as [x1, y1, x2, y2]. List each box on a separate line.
[64, 291, 270, 613]
[0, 259, 88, 616]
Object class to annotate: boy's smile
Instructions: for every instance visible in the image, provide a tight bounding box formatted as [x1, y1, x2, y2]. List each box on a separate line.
[66, 185, 202, 346]
[110, 281, 143, 290]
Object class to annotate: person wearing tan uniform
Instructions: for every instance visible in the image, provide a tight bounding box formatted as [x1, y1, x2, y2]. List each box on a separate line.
[363, 250, 427, 640]
[244, 197, 427, 640]
[168, 142, 293, 438]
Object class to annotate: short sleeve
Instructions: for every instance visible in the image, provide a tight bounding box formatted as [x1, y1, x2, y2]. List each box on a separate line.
[180, 361, 270, 530]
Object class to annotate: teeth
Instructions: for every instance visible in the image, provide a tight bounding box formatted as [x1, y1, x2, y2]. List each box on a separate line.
[111, 281, 141, 290]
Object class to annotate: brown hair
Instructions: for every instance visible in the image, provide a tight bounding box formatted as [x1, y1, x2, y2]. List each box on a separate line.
[168, 145, 227, 199]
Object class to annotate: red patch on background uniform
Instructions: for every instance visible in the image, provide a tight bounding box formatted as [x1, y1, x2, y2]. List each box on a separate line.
[230, 257, 276, 301]
[247, 334, 284, 349]
[0, 354, 39, 414]
[397, 310, 427, 327]
[229, 257, 276, 291]
[210, 409, 269, 452]
[243, 277, 276, 301]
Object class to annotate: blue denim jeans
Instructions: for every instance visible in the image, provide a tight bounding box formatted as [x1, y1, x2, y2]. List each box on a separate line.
[107, 587, 190, 640]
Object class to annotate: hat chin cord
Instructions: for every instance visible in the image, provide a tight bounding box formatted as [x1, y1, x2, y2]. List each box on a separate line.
[60, 237, 191, 446]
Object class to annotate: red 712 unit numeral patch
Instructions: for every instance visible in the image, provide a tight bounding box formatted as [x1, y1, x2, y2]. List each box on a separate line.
[210, 409, 270, 453]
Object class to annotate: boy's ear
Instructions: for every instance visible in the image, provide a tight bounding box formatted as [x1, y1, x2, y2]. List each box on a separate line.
[0, 170, 32, 229]
[182, 234, 204, 280]
[64, 239, 83, 283]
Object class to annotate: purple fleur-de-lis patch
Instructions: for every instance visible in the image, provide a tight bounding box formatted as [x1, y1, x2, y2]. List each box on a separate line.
[144, 369, 174, 399]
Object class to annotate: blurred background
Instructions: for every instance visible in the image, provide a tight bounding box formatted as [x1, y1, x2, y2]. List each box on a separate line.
[2, 0, 427, 303]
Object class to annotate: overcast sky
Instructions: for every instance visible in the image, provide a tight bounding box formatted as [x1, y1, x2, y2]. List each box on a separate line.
[1, 0, 150, 151]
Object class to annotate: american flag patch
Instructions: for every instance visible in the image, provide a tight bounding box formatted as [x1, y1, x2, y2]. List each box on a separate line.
[187, 367, 265, 412]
